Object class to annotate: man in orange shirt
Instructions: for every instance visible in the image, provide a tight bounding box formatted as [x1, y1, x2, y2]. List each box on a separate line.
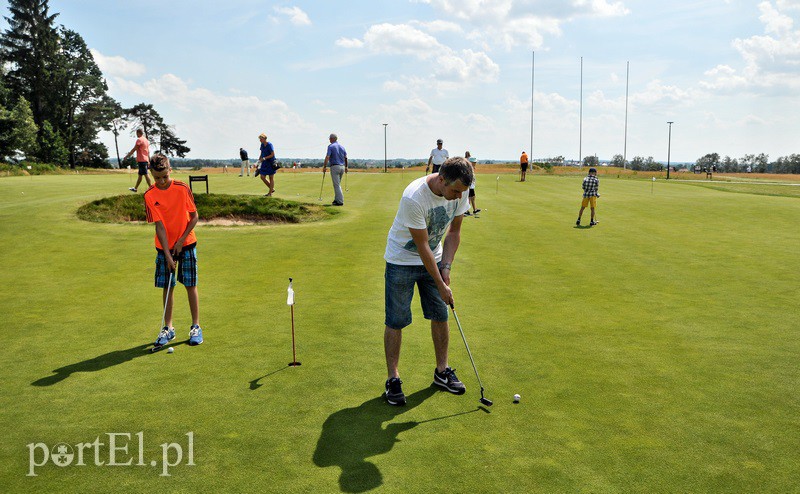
[520, 151, 529, 182]
[144, 154, 203, 350]
[125, 129, 151, 193]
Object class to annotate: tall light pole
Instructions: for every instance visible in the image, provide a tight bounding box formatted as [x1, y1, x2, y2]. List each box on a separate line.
[666, 121, 674, 180]
[530, 51, 534, 161]
[579, 56, 583, 167]
[623, 61, 629, 170]
[383, 123, 388, 173]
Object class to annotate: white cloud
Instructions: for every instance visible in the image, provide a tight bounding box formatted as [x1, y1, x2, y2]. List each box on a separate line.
[338, 23, 499, 88]
[417, 0, 630, 49]
[335, 37, 364, 48]
[382, 80, 408, 92]
[631, 80, 695, 107]
[90, 49, 146, 78]
[702, 1, 800, 92]
[760, 0, 793, 34]
[464, 112, 495, 130]
[378, 97, 436, 118]
[104, 73, 315, 157]
[701, 64, 749, 90]
[361, 23, 441, 57]
[273, 6, 311, 26]
[742, 114, 768, 126]
[587, 89, 623, 111]
[410, 20, 464, 33]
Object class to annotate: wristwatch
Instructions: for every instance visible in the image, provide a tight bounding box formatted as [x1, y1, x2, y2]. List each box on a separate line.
[441, 263, 452, 271]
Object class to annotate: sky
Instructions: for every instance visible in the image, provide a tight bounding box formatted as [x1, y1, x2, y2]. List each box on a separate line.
[9, 0, 800, 162]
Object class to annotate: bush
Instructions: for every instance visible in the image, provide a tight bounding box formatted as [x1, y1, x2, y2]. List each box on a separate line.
[0, 161, 58, 175]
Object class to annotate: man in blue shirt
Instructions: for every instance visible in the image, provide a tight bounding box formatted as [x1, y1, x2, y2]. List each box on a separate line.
[323, 133, 348, 206]
[256, 133, 276, 196]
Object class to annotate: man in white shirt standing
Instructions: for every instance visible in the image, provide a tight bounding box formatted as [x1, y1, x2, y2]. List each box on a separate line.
[382, 156, 474, 406]
[426, 138, 449, 174]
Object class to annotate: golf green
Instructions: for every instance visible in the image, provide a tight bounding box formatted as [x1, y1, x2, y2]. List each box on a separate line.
[0, 171, 797, 492]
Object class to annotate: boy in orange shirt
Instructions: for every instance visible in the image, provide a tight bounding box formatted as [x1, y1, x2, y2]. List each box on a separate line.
[144, 154, 203, 350]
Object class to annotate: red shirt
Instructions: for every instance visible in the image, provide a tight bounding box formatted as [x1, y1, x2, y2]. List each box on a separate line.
[135, 136, 150, 163]
[144, 180, 197, 250]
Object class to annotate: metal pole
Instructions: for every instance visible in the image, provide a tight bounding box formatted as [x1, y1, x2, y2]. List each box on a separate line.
[667, 121, 673, 180]
[624, 61, 629, 170]
[579, 56, 583, 167]
[290, 305, 296, 363]
[531, 51, 534, 161]
[383, 123, 388, 173]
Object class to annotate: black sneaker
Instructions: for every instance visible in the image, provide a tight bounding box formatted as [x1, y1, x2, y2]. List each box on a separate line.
[384, 377, 406, 406]
[433, 367, 466, 395]
[590, 220, 598, 226]
[474, 209, 481, 214]
[576, 219, 581, 226]
[464, 211, 471, 216]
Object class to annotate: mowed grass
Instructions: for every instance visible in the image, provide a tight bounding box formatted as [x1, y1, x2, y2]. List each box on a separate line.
[0, 170, 798, 493]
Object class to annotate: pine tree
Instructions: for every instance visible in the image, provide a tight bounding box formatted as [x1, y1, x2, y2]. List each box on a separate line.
[37, 120, 67, 164]
[0, 0, 60, 129]
[10, 96, 38, 158]
[125, 103, 164, 141]
[125, 103, 190, 157]
[158, 123, 191, 157]
[53, 27, 109, 167]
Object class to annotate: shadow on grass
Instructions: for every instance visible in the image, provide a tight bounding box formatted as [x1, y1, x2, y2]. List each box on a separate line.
[313, 386, 478, 493]
[249, 366, 289, 390]
[32, 341, 187, 386]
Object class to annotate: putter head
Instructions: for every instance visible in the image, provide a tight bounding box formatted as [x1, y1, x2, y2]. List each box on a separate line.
[479, 397, 493, 407]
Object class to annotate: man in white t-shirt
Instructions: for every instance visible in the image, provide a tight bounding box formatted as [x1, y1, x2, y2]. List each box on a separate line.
[426, 139, 449, 174]
[382, 156, 474, 406]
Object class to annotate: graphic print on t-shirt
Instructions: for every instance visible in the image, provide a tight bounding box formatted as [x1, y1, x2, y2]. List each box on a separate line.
[402, 205, 452, 253]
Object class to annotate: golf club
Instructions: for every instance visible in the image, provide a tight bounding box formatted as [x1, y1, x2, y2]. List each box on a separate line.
[450, 303, 493, 406]
[152, 261, 178, 352]
[318, 168, 327, 201]
[345, 169, 349, 192]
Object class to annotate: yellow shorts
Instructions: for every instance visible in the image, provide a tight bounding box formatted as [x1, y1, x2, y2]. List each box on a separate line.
[581, 196, 597, 208]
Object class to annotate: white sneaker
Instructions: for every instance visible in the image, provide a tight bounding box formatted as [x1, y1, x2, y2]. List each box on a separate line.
[128, 187, 137, 192]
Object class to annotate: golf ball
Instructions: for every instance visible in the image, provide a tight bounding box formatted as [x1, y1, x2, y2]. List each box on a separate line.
[167, 347, 174, 354]
[513, 393, 521, 402]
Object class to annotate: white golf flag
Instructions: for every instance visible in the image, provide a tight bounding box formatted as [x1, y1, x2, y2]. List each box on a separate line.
[287, 278, 295, 306]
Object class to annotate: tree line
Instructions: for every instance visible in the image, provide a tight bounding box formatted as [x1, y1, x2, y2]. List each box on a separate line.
[575, 153, 798, 174]
[0, 0, 188, 168]
[692, 153, 800, 174]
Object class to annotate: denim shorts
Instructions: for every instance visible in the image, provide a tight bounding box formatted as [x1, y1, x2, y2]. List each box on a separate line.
[385, 262, 448, 330]
[155, 246, 198, 288]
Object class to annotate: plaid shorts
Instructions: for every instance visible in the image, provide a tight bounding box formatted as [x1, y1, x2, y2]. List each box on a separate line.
[155, 246, 198, 288]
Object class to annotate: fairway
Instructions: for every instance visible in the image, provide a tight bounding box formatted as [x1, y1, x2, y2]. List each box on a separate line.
[1, 171, 798, 492]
